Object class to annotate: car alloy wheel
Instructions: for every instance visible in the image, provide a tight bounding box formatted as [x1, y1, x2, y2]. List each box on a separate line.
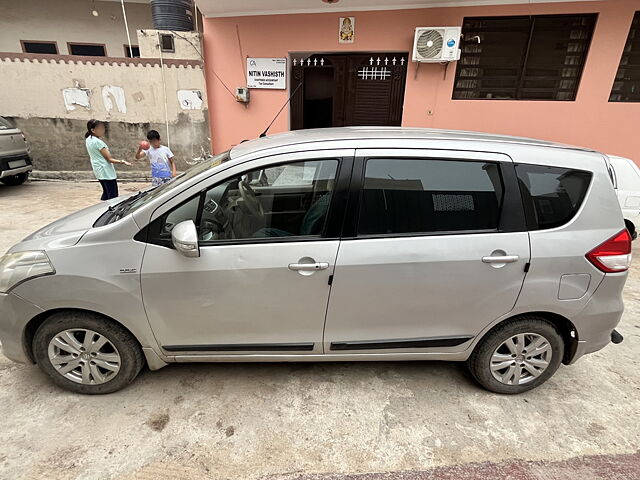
[47, 328, 121, 385]
[490, 332, 552, 386]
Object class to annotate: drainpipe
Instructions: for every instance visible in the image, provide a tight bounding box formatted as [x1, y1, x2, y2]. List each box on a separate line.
[157, 32, 171, 148]
[120, 0, 134, 58]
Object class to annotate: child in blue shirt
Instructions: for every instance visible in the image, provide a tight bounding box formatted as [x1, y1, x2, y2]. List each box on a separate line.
[135, 130, 177, 187]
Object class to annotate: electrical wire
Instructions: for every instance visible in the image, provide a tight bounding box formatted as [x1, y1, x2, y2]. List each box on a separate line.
[236, 24, 247, 84]
[170, 30, 237, 100]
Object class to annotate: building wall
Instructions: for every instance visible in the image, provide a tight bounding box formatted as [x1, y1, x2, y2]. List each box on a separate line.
[138, 29, 203, 60]
[203, 0, 639, 161]
[0, 0, 152, 57]
[0, 53, 209, 171]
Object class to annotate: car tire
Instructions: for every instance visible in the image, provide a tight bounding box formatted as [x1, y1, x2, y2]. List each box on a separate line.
[0, 172, 29, 186]
[33, 311, 144, 394]
[467, 315, 564, 394]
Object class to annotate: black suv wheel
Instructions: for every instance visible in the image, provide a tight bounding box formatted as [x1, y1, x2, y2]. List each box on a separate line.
[0, 172, 29, 186]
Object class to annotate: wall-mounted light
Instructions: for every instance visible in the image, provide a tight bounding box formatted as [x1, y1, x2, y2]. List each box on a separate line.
[91, 0, 99, 16]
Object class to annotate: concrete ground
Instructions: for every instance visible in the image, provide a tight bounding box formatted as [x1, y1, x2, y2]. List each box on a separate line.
[0, 180, 639, 480]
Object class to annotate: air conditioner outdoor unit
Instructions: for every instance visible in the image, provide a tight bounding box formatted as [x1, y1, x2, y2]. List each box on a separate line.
[412, 27, 462, 63]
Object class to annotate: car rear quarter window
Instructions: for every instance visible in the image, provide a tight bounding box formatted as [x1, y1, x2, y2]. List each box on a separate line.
[515, 164, 592, 230]
[358, 158, 504, 235]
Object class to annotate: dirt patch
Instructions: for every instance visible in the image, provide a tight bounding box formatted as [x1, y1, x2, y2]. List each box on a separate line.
[146, 412, 170, 432]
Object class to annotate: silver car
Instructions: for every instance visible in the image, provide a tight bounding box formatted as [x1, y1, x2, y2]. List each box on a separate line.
[0, 128, 630, 394]
[0, 116, 33, 186]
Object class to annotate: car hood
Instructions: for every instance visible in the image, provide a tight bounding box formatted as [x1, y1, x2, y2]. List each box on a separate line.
[9, 201, 115, 253]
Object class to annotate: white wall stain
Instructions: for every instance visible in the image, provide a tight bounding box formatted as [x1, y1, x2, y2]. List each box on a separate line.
[177, 90, 203, 110]
[102, 85, 127, 113]
[62, 88, 91, 111]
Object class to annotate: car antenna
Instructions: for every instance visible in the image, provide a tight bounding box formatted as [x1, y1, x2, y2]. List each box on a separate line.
[259, 82, 303, 138]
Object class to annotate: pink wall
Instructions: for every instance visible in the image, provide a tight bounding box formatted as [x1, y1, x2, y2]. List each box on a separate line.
[203, 0, 639, 160]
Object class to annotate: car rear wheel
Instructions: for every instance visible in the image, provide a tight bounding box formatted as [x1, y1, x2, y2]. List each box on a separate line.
[0, 172, 29, 186]
[467, 316, 564, 394]
[33, 311, 144, 394]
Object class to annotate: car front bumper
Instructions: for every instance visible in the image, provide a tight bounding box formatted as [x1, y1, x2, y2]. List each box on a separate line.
[0, 292, 43, 364]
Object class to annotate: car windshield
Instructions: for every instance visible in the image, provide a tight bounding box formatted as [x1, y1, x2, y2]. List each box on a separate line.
[103, 150, 230, 223]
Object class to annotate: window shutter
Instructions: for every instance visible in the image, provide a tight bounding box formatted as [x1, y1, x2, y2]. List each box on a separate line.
[453, 14, 596, 101]
[610, 11, 640, 102]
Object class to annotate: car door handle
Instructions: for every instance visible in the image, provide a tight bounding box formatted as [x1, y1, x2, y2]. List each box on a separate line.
[288, 262, 330, 271]
[482, 255, 519, 264]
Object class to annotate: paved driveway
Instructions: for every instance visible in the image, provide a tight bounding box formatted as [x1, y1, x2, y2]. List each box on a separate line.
[1, 181, 639, 480]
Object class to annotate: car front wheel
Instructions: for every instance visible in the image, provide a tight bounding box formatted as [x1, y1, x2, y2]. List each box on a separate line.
[33, 311, 144, 394]
[467, 316, 564, 394]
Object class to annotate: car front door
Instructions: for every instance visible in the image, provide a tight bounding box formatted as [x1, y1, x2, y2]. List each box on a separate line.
[140, 150, 353, 355]
[324, 149, 530, 354]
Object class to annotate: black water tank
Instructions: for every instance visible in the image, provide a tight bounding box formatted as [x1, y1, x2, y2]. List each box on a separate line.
[151, 0, 194, 31]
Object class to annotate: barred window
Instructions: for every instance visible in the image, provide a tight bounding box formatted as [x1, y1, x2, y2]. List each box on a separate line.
[610, 12, 640, 102]
[453, 14, 597, 101]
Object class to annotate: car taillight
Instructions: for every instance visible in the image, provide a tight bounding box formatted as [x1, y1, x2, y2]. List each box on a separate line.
[586, 229, 632, 273]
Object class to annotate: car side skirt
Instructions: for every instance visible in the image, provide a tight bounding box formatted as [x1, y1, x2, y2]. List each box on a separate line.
[162, 343, 315, 352]
[330, 335, 474, 351]
[171, 351, 472, 362]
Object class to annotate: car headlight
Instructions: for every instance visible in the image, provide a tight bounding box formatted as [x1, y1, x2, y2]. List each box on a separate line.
[0, 251, 55, 293]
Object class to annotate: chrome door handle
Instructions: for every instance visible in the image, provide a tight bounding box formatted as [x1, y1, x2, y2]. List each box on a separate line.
[482, 255, 519, 264]
[288, 262, 330, 271]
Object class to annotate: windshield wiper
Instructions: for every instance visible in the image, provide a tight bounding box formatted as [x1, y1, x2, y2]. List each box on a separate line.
[108, 190, 149, 219]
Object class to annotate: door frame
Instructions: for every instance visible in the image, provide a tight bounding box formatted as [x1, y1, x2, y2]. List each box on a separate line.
[289, 51, 409, 131]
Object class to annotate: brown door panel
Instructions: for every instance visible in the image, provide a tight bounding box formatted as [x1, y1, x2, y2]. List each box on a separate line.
[290, 53, 408, 129]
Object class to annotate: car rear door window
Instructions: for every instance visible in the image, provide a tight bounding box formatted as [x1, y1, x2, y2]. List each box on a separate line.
[515, 164, 592, 230]
[358, 158, 504, 235]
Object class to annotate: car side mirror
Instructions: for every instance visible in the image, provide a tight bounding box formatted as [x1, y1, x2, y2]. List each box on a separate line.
[171, 220, 200, 257]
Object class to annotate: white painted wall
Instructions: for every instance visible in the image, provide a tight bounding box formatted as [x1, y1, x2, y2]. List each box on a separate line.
[0, 56, 206, 123]
[0, 0, 152, 56]
[138, 29, 203, 61]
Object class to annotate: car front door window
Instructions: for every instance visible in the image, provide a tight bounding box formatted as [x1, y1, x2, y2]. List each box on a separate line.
[154, 159, 339, 244]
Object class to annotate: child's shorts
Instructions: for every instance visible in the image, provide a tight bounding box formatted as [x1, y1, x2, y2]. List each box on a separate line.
[152, 177, 172, 187]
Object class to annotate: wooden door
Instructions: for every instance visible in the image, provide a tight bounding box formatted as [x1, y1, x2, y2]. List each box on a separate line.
[290, 53, 408, 130]
[344, 54, 408, 127]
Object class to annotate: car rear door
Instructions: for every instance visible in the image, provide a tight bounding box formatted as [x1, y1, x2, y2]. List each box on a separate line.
[323, 149, 530, 354]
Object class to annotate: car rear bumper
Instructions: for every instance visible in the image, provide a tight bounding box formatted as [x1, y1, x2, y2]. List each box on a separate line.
[0, 292, 43, 364]
[569, 273, 626, 364]
[0, 154, 33, 178]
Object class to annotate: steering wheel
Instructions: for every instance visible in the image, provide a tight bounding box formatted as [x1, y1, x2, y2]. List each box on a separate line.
[238, 180, 265, 218]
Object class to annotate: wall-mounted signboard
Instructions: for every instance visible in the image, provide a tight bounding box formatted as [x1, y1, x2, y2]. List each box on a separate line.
[247, 57, 287, 89]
